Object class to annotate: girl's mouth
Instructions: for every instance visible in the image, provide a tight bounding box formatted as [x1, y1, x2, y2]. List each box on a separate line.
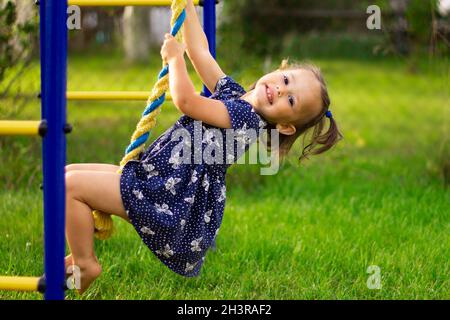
[265, 85, 273, 105]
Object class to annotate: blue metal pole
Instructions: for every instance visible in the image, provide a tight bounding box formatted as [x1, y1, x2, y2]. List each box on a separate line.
[202, 0, 216, 97]
[40, 0, 68, 300]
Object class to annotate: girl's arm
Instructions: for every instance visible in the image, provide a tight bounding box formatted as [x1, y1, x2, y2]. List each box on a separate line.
[169, 56, 231, 129]
[182, 0, 225, 93]
[162, 35, 231, 129]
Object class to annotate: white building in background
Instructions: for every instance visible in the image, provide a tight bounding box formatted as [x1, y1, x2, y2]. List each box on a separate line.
[439, 0, 450, 16]
[149, 3, 224, 46]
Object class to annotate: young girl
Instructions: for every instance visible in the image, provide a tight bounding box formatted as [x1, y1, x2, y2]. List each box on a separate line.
[64, 0, 342, 294]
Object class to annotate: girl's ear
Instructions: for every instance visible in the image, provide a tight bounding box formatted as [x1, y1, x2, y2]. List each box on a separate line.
[276, 123, 296, 136]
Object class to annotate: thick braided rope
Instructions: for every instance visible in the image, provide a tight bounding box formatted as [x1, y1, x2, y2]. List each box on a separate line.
[92, 0, 187, 240]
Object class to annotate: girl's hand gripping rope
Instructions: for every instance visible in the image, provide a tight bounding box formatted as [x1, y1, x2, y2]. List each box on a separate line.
[161, 34, 186, 63]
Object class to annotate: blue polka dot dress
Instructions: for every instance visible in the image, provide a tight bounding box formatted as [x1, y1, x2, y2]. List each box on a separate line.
[120, 75, 267, 277]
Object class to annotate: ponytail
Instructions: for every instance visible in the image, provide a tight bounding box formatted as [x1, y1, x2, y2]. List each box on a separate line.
[299, 114, 343, 162]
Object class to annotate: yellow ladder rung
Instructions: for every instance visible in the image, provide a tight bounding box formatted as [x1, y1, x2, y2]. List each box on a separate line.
[68, 0, 200, 6]
[0, 121, 43, 136]
[67, 91, 160, 101]
[66, 91, 200, 101]
[0, 276, 42, 292]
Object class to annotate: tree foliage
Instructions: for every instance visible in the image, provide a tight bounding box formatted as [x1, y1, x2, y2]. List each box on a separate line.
[0, 0, 38, 117]
[220, 0, 444, 57]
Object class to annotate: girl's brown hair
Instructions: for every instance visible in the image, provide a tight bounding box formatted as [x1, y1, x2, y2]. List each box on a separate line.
[251, 59, 343, 163]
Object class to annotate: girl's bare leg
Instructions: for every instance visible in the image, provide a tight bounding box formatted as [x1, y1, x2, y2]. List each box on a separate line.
[65, 163, 120, 173]
[65, 170, 129, 294]
[64, 164, 121, 276]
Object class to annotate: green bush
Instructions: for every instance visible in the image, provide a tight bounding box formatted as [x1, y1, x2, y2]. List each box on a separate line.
[220, 0, 386, 57]
[219, 0, 444, 58]
[0, 0, 39, 118]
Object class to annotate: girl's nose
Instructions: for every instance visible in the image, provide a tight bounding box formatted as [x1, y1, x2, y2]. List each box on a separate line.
[276, 85, 282, 97]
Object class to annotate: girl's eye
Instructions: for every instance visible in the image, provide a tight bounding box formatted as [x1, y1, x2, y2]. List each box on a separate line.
[288, 96, 294, 106]
[284, 75, 289, 85]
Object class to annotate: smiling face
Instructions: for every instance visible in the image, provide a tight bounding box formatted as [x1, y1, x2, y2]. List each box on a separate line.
[241, 68, 324, 135]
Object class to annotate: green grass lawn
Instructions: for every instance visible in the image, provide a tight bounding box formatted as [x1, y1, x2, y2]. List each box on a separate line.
[0, 49, 448, 299]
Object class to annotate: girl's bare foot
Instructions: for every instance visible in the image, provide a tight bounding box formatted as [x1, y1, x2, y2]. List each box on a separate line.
[73, 258, 102, 295]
